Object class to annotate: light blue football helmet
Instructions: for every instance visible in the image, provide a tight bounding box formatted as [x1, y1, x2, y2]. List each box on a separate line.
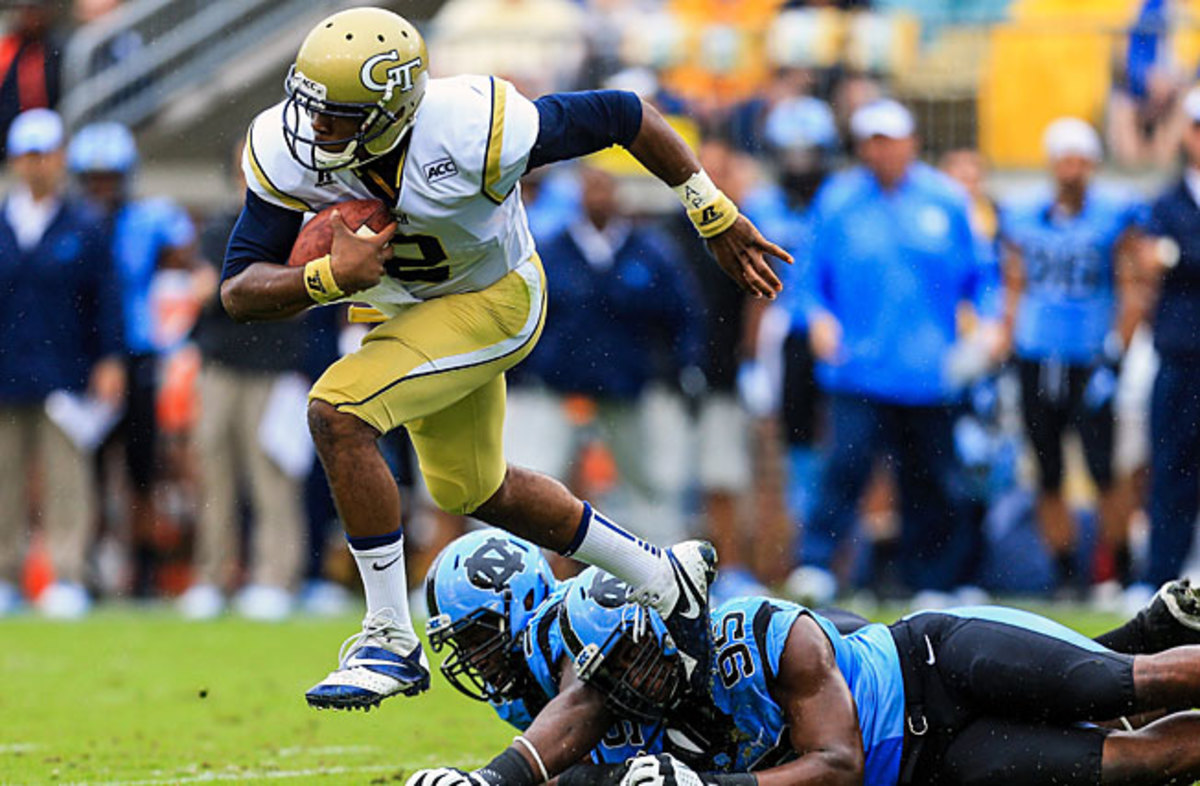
[67, 122, 138, 174]
[425, 529, 555, 702]
[558, 567, 683, 723]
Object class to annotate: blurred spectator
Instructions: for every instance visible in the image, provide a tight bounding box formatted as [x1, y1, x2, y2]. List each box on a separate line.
[655, 0, 788, 122]
[749, 100, 836, 567]
[1106, 0, 1190, 170]
[429, 0, 587, 94]
[789, 99, 1000, 605]
[940, 148, 1000, 272]
[74, 0, 143, 74]
[999, 118, 1146, 595]
[1132, 88, 1200, 601]
[178, 141, 308, 621]
[0, 2, 61, 158]
[0, 109, 123, 618]
[505, 162, 704, 546]
[68, 122, 197, 598]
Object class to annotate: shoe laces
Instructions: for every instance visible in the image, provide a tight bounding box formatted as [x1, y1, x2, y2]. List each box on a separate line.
[337, 608, 406, 665]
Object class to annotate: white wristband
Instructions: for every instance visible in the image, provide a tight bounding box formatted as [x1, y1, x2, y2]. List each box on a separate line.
[513, 736, 549, 784]
[673, 170, 721, 212]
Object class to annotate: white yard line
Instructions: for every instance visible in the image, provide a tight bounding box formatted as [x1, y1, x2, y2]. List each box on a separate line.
[61, 754, 489, 786]
[271, 746, 377, 758]
[0, 743, 38, 754]
[63, 764, 398, 785]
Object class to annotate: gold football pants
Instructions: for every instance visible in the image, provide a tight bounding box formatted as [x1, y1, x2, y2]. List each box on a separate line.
[310, 255, 546, 514]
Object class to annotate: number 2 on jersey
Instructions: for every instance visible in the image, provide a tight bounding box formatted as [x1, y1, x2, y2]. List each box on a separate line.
[386, 232, 449, 283]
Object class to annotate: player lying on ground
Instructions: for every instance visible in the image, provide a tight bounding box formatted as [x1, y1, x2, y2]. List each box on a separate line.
[544, 581, 1200, 786]
[218, 7, 790, 710]
[415, 531, 1200, 786]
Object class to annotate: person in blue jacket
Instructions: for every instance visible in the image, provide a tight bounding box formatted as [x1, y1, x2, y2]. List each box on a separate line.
[791, 99, 1001, 605]
[1132, 88, 1200, 599]
[0, 109, 124, 618]
[68, 121, 196, 598]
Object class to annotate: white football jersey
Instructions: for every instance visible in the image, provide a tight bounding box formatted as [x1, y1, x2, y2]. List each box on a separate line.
[243, 74, 540, 313]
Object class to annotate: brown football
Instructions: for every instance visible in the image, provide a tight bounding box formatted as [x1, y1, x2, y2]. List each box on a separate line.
[287, 198, 393, 266]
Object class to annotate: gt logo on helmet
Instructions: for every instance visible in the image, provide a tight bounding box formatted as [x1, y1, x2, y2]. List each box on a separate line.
[360, 51, 423, 93]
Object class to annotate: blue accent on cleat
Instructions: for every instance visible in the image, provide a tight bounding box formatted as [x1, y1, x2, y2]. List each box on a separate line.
[305, 640, 430, 710]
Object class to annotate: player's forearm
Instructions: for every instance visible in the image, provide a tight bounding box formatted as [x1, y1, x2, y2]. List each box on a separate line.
[626, 101, 702, 187]
[517, 680, 612, 779]
[753, 751, 861, 786]
[220, 262, 313, 322]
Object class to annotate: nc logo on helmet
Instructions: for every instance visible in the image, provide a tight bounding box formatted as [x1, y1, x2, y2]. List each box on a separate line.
[360, 50, 423, 92]
[463, 537, 525, 591]
[588, 572, 630, 609]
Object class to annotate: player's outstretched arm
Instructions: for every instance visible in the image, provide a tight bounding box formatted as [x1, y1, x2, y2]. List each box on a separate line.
[626, 102, 792, 299]
[405, 668, 613, 786]
[526, 90, 790, 298]
[755, 616, 863, 786]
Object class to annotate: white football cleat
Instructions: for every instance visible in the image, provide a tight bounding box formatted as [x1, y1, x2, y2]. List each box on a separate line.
[1155, 578, 1200, 633]
[628, 540, 717, 693]
[179, 584, 225, 620]
[628, 539, 717, 622]
[305, 607, 430, 710]
[37, 581, 90, 620]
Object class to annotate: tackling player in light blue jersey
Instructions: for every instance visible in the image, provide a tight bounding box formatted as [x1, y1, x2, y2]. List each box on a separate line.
[443, 579, 1200, 786]
[703, 597, 904, 783]
[411, 552, 1200, 786]
[423, 534, 664, 777]
[1000, 117, 1148, 591]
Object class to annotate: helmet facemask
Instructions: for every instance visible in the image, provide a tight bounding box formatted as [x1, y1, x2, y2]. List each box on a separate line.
[564, 605, 683, 724]
[428, 592, 521, 703]
[281, 64, 424, 172]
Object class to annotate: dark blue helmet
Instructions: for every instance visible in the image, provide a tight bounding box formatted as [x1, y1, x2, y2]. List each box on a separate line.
[425, 529, 555, 702]
[558, 567, 683, 723]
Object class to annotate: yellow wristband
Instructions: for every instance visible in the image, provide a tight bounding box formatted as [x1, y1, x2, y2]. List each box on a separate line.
[303, 255, 344, 304]
[687, 192, 740, 238]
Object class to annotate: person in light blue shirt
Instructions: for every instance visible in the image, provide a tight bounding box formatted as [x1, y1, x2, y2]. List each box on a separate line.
[1000, 117, 1146, 594]
[790, 99, 1000, 605]
[68, 122, 196, 598]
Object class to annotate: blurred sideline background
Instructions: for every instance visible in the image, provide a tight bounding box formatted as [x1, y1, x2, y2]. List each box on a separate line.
[2, 0, 1199, 623]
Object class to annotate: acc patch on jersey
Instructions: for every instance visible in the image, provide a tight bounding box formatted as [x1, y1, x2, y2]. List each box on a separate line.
[424, 157, 459, 183]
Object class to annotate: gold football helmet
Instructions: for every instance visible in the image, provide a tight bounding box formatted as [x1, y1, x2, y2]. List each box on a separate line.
[282, 7, 429, 171]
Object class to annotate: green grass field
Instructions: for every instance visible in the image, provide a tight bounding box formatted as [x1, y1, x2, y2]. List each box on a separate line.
[0, 610, 513, 785]
[0, 604, 1125, 785]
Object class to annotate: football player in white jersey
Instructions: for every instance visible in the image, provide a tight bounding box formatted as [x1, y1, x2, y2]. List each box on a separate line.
[219, 7, 790, 712]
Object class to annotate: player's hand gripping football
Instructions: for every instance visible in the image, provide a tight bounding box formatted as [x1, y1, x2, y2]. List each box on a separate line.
[329, 209, 397, 294]
[705, 215, 792, 300]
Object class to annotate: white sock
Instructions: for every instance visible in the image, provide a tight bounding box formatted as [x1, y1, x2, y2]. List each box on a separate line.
[348, 537, 416, 645]
[565, 503, 667, 589]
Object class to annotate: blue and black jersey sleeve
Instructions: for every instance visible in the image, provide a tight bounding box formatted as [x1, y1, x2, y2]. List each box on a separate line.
[526, 90, 643, 172]
[221, 190, 305, 282]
